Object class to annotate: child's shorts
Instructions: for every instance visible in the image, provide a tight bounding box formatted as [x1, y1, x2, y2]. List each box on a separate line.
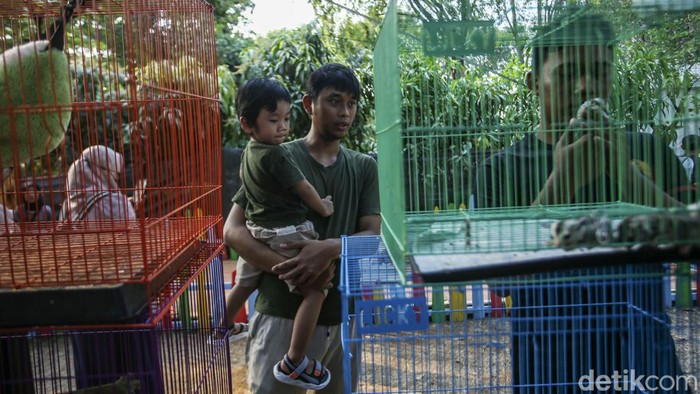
[236, 220, 324, 295]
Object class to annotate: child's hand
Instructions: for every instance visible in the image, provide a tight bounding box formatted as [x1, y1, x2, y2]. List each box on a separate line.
[321, 195, 334, 217]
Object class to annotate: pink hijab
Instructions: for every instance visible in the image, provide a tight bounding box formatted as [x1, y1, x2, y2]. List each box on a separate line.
[60, 145, 136, 222]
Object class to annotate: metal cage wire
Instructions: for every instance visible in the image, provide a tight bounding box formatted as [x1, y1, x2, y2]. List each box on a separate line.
[0, 255, 232, 394]
[375, 0, 700, 279]
[0, 0, 222, 327]
[0, 2, 230, 393]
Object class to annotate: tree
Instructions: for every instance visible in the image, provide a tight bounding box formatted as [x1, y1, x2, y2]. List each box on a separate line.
[208, 0, 254, 71]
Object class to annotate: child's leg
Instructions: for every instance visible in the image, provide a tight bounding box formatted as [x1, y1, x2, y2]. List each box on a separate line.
[273, 287, 331, 390]
[208, 258, 259, 344]
[223, 256, 261, 328]
[286, 288, 326, 367]
[223, 284, 256, 327]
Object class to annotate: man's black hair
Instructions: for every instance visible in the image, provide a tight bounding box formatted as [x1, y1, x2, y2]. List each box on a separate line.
[306, 63, 361, 101]
[235, 78, 291, 125]
[530, 7, 616, 74]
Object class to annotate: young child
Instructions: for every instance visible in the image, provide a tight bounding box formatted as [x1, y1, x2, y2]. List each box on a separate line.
[13, 183, 54, 222]
[213, 78, 333, 390]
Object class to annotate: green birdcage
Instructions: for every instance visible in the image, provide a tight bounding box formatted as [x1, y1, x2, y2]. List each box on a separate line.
[375, 0, 700, 282]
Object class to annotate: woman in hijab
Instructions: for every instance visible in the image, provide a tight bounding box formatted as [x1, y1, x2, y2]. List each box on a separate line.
[60, 145, 135, 222]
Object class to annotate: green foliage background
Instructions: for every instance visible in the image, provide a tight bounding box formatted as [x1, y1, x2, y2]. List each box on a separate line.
[214, 0, 700, 154]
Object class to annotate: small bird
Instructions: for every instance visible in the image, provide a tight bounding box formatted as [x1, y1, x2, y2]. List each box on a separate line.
[550, 211, 614, 250]
[618, 205, 700, 248]
[550, 216, 599, 250]
[0, 0, 84, 168]
[576, 97, 608, 123]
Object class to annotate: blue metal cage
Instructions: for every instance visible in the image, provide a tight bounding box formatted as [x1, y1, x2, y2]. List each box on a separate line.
[341, 235, 700, 393]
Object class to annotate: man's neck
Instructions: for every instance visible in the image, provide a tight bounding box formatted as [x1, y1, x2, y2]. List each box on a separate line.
[304, 131, 341, 167]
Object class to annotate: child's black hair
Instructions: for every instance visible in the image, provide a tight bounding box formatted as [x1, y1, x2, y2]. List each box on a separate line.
[306, 63, 360, 101]
[530, 7, 616, 74]
[235, 78, 291, 125]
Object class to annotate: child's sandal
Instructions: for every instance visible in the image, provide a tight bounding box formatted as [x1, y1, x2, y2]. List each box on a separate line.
[228, 322, 248, 341]
[272, 354, 331, 390]
[207, 322, 248, 345]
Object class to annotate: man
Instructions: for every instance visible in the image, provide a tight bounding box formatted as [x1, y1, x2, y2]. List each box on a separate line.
[223, 63, 381, 393]
[475, 8, 690, 393]
[476, 15, 686, 209]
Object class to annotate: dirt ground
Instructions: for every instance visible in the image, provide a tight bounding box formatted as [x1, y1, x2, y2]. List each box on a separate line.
[226, 319, 511, 394]
[230, 339, 248, 394]
[229, 308, 700, 394]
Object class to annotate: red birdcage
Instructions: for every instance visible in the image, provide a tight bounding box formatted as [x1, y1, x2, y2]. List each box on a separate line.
[0, 1, 229, 392]
[0, 0, 223, 328]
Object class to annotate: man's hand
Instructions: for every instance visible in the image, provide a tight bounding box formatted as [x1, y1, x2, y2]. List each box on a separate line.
[299, 262, 336, 292]
[535, 99, 621, 206]
[552, 128, 604, 192]
[271, 238, 339, 287]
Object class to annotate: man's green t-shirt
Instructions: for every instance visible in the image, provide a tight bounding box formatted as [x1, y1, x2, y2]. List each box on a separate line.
[234, 138, 380, 325]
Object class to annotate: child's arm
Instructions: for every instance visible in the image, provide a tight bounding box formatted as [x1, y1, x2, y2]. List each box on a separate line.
[293, 179, 333, 217]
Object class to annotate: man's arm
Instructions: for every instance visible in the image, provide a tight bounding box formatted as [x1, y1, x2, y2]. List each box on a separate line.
[223, 202, 285, 273]
[355, 214, 382, 237]
[607, 131, 683, 208]
[532, 129, 684, 208]
[532, 129, 604, 206]
[624, 160, 684, 208]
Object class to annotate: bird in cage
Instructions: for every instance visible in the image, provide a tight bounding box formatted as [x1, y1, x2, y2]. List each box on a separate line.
[617, 204, 700, 248]
[0, 0, 85, 168]
[550, 211, 614, 250]
[550, 216, 599, 250]
[571, 97, 610, 139]
[576, 97, 608, 124]
[551, 205, 700, 250]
